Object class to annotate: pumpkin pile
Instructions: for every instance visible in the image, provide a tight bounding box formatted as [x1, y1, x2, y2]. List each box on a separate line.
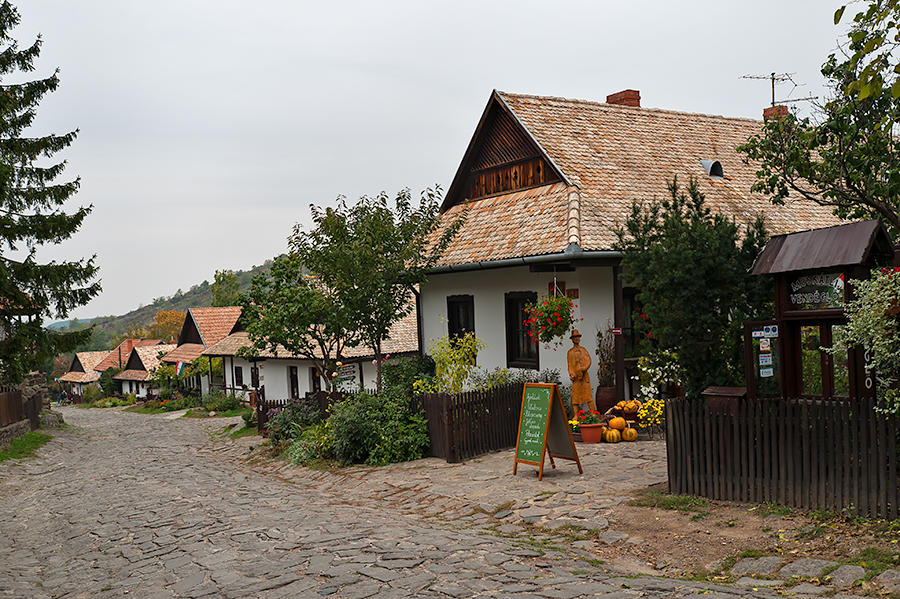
[594, 414, 638, 443]
[613, 399, 642, 419]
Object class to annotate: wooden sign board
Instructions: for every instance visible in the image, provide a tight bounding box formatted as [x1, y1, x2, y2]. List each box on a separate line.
[513, 383, 583, 480]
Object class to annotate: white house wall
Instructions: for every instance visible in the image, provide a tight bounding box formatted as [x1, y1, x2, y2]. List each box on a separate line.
[420, 265, 615, 393]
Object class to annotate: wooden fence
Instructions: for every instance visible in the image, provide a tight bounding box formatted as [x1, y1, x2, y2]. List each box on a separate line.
[419, 383, 522, 463]
[0, 390, 40, 430]
[666, 396, 899, 519]
[0, 390, 24, 428]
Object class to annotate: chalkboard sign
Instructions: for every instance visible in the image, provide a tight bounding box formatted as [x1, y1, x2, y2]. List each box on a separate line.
[513, 383, 582, 480]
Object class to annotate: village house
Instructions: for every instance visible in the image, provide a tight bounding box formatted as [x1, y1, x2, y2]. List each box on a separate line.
[421, 89, 841, 402]
[201, 309, 420, 399]
[58, 351, 107, 396]
[112, 344, 176, 397]
[161, 306, 242, 394]
[94, 338, 163, 373]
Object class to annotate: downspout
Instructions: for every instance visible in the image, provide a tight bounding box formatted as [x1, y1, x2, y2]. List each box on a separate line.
[411, 286, 423, 357]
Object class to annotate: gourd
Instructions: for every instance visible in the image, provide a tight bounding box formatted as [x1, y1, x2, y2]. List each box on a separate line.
[604, 429, 622, 443]
[608, 416, 627, 431]
[624, 399, 642, 413]
[621, 427, 638, 442]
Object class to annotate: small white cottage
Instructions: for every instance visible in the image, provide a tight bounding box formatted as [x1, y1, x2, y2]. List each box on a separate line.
[113, 344, 176, 398]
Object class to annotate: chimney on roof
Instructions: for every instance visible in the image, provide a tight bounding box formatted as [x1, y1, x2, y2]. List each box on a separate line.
[606, 89, 640, 108]
[763, 105, 788, 121]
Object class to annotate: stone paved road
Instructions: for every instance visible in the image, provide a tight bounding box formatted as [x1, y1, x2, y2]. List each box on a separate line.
[1, 408, 791, 599]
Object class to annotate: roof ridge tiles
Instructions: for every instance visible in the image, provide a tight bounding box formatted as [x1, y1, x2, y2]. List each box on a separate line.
[497, 90, 763, 125]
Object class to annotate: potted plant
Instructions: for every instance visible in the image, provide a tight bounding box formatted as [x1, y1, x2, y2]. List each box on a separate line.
[568, 417, 582, 442]
[523, 294, 577, 348]
[594, 322, 617, 412]
[575, 409, 606, 443]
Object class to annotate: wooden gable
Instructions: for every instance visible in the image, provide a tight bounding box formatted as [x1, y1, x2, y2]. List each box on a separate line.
[442, 91, 565, 212]
[122, 349, 145, 372]
[70, 355, 85, 373]
[176, 311, 204, 346]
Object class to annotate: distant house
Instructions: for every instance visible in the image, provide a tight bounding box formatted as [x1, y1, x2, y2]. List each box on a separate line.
[58, 351, 108, 396]
[113, 344, 176, 398]
[201, 309, 419, 399]
[94, 338, 163, 373]
[420, 89, 840, 401]
[161, 307, 243, 394]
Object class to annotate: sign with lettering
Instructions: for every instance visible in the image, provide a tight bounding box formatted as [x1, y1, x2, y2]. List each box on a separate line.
[763, 325, 779, 337]
[759, 353, 773, 366]
[752, 330, 765, 338]
[760, 367, 774, 378]
[788, 272, 844, 310]
[612, 328, 623, 336]
[513, 383, 583, 480]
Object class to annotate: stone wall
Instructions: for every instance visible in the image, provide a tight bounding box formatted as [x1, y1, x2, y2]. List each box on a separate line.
[0, 419, 30, 449]
[19, 372, 49, 410]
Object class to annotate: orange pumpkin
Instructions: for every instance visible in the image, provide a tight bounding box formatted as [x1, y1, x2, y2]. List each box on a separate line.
[621, 427, 638, 442]
[624, 400, 641, 413]
[608, 416, 627, 431]
[604, 428, 622, 443]
[615, 400, 627, 410]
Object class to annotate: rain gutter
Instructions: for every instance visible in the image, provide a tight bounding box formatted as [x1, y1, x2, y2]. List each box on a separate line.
[428, 244, 624, 274]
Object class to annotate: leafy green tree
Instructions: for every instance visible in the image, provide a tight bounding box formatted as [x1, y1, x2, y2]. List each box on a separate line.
[240, 254, 358, 391]
[211, 269, 240, 307]
[740, 0, 900, 235]
[290, 188, 462, 393]
[0, 2, 100, 385]
[615, 178, 772, 398]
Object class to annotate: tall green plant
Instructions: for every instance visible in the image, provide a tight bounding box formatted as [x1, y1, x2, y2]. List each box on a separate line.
[615, 178, 772, 397]
[290, 187, 463, 393]
[415, 331, 485, 394]
[0, 2, 100, 384]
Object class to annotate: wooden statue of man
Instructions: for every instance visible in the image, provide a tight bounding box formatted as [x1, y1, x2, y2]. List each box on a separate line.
[568, 329, 596, 412]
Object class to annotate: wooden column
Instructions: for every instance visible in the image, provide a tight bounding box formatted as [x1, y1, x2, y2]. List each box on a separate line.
[613, 265, 626, 402]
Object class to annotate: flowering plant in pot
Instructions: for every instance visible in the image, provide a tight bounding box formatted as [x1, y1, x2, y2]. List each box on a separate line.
[575, 409, 606, 443]
[523, 294, 577, 347]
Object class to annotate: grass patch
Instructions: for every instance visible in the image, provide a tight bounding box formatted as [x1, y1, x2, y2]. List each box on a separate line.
[229, 425, 258, 440]
[0, 432, 52, 461]
[749, 502, 793, 517]
[629, 490, 711, 519]
[125, 405, 172, 414]
[848, 547, 900, 579]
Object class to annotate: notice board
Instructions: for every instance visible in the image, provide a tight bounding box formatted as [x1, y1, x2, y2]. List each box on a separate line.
[513, 383, 582, 480]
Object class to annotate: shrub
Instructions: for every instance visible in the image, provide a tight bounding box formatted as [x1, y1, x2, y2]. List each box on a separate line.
[82, 385, 103, 403]
[328, 392, 429, 466]
[242, 408, 257, 428]
[201, 390, 243, 413]
[415, 332, 485, 393]
[382, 355, 435, 396]
[286, 421, 334, 464]
[266, 400, 322, 445]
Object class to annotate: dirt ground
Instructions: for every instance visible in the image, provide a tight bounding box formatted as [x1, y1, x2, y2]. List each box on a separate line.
[590, 481, 900, 581]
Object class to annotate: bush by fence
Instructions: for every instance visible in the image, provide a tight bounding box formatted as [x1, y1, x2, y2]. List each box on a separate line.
[666, 396, 899, 519]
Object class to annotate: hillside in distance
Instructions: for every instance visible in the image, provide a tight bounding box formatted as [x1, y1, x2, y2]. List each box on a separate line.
[57, 260, 273, 351]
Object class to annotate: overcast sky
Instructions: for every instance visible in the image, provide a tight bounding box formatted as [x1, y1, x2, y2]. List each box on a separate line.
[19, 0, 846, 319]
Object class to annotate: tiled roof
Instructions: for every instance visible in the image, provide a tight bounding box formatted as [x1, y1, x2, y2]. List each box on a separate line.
[434, 91, 841, 266]
[113, 369, 151, 382]
[94, 339, 162, 372]
[202, 307, 419, 362]
[113, 345, 175, 382]
[161, 343, 206, 364]
[189, 307, 242, 347]
[59, 351, 108, 383]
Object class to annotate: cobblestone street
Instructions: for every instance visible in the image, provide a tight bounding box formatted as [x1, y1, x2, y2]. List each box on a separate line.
[0, 409, 817, 598]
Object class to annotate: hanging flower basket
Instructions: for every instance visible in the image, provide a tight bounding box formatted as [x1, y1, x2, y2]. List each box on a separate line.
[523, 294, 577, 346]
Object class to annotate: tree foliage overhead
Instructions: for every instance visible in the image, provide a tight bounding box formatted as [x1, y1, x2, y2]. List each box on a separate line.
[290, 187, 463, 392]
[0, 2, 100, 384]
[211, 269, 240, 307]
[615, 178, 772, 398]
[240, 254, 358, 391]
[739, 0, 900, 236]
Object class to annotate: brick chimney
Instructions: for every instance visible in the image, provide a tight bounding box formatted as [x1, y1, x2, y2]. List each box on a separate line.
[763, 105, 788, 121]
[606, 89, 640, 108]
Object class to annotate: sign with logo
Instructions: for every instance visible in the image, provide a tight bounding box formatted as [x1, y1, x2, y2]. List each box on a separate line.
[763, 325, 779, 337]
[760, 338, 771, 351]
[611, 328, 623, 336]
[759, 367, 774, 378]
[788, 273, 844, 310]
[759, 353, 773, 366]
[752, 330, 765, 338]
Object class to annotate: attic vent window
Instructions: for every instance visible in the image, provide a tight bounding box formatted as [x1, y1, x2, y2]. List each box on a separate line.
[700, 159, 723, 179]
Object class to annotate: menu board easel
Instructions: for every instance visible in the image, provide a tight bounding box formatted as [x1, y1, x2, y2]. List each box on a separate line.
[513, 383, 582, 480]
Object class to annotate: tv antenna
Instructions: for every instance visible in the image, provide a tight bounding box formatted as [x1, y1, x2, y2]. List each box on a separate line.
[741, 72, 817, 106]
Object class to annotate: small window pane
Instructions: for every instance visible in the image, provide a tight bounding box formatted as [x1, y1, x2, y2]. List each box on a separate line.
[832, 325, 850, 397]
[801, 325, 823, 396]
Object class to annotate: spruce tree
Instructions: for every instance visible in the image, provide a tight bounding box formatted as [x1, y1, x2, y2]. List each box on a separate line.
[0, 2, 100, 385]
